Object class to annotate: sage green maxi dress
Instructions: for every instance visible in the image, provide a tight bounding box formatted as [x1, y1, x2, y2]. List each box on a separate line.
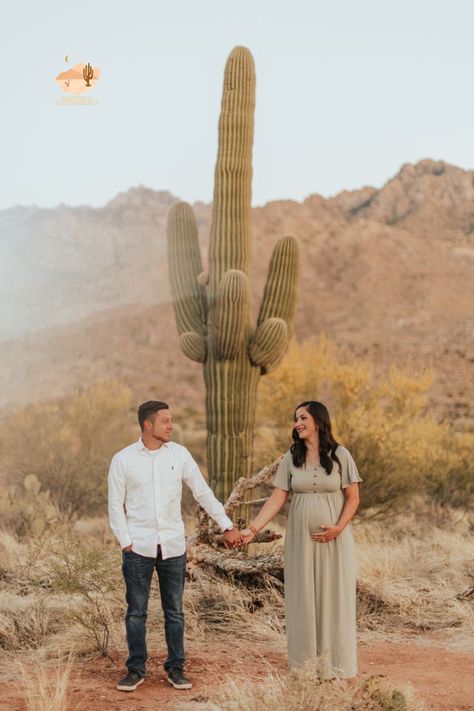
[273, 445, 362, 678]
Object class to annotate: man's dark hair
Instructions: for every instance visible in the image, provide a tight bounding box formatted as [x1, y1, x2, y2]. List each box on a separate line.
[137, 400, 169, 431]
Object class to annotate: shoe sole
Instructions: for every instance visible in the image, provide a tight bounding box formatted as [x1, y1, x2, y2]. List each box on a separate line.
[167, 676, 192, 690]
[116, 677, 144, 692]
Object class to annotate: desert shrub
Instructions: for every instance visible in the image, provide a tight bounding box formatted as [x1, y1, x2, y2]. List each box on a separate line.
[0, 381, 133, 517]
[254, 336, 474, 514]
[47, 537, 123, 656]
[0, 474, 60, 538]
[424, 431, 474, 510]
[216, 660, 422, 711]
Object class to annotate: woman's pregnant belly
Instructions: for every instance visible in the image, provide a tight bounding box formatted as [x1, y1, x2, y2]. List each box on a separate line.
[292, 491, 345, 535]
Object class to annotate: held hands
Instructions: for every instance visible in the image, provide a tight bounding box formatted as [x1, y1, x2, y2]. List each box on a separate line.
[223, 525, 258, 548]
[239, 527, 257, 544]
[223, 528, 244, 549]
[311, 524, 341, 543]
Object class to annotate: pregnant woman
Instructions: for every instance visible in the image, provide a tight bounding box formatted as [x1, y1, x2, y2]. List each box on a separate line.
[241, 400, 362, 679]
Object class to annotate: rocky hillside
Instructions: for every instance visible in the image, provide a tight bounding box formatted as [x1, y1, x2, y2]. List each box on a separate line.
[1, 160, 473, 426]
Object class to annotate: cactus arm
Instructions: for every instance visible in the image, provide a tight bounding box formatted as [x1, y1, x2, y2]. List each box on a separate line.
[180, 332, 207, 363]
[167, 201, 208, 337]
[251, 234, 299, 373]
[256, 234, 299, 333]
[213, 270, 251, 359]
[249, 317, 288, 373]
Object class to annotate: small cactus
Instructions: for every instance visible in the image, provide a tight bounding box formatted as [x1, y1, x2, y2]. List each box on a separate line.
[83, 62, 94, 87]
[167, 47, 299, 499]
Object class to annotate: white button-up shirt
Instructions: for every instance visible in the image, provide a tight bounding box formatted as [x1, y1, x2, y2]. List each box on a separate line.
[108, 438, 233, 559]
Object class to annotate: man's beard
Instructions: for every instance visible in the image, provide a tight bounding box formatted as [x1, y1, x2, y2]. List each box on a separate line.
[153, 433, 171, 443]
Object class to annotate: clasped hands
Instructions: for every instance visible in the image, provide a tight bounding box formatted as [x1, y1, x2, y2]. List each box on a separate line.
[223, 527, 257, 548]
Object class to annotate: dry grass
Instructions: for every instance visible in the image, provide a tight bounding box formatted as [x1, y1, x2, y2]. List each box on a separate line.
[215, 660, 424, 711]
[0, 594, 52, 650]
[19, 652, 74, 711]
[0, 529, 27, 573]
[354, 506, 474, 640]
[184, 565, 284, 643]
[0, 504, 471, 700]
[0, 588, 79, 658]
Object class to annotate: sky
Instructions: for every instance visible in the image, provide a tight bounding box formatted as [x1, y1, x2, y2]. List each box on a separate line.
[1, 0, 473, 210]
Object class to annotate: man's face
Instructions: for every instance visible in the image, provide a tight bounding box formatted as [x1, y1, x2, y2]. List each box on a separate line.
[144, 409, 173, 443]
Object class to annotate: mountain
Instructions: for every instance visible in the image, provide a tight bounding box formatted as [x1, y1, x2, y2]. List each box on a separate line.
[0, 160, 473, 427]
[0, 188, 177, 341]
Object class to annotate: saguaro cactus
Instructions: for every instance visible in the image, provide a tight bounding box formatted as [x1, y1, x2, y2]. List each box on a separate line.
[167, 47, 299, 501]
[83, 63, 94, 86]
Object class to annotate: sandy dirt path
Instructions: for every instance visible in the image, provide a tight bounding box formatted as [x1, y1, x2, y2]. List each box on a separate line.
[0, 640, 472, 710]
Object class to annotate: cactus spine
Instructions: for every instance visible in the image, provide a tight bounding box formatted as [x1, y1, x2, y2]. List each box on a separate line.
[167, 47, 299, 500]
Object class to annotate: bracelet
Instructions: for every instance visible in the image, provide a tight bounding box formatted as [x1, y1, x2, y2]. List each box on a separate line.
[249, 524, 259, 536]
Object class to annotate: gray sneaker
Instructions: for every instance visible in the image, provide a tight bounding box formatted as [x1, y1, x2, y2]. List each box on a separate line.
[116, 671, 144, 691]
[167, 667, 192, 689]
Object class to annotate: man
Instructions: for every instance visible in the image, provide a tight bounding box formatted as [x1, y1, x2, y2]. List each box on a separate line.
[108, 400, 242, 693]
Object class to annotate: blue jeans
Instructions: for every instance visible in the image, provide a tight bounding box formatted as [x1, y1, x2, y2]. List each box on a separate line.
[122, 546, 186, 677]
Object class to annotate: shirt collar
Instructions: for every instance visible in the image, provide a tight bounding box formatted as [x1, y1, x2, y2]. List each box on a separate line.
[137, 437, 169, 452]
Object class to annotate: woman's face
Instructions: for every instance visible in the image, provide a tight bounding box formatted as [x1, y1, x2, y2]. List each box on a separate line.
[294, 407, 318, 440]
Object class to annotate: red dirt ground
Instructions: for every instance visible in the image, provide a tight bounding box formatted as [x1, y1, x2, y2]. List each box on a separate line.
[0, 640, 472, 710]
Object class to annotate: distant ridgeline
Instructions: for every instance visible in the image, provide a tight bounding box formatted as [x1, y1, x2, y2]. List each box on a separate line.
[0, 159, 472, 420]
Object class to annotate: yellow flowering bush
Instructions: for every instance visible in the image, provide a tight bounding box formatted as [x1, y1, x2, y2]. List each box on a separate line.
[254, 337, 473, 514]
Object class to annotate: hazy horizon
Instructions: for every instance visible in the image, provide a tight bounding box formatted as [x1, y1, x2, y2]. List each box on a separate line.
[0, 157, 447, 212]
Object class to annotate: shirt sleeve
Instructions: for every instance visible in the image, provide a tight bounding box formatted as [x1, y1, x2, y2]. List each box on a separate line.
[272, 450, 292, 491]
[339, 447, 363, 489]
[107, 453, 133, 549]
[182, 450, 233, 531]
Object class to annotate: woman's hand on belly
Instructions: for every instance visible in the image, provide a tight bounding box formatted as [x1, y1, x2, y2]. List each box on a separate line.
[310, 523, 342, 543]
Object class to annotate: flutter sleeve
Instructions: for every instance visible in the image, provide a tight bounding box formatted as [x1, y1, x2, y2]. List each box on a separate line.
[340, 447, 363, 488]
[272, 450, 292, 492]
